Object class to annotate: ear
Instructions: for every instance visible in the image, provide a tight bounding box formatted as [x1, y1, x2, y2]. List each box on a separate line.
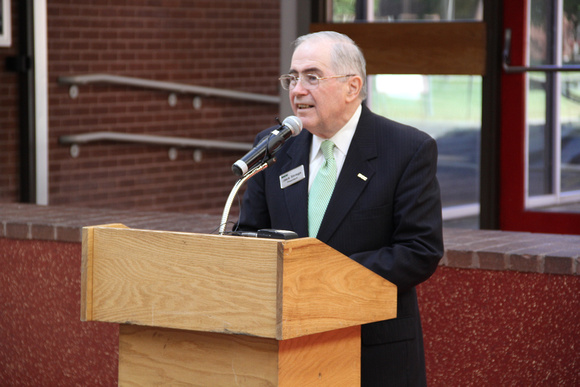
[345, 75, 363, 102]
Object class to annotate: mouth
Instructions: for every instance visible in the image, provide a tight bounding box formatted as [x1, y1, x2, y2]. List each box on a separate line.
[296, 103, 314, 110]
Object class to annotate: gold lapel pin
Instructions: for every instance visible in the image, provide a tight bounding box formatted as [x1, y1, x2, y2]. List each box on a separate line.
[357, 173, 368, 181]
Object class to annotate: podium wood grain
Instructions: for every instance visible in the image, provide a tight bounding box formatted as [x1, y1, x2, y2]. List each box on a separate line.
[82, 225, 396, 340]
[85, 226, 280, 337]
[119, 324, 360, 386]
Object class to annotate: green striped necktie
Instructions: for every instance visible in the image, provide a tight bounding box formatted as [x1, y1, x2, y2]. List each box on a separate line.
[308, 140, 337, 238]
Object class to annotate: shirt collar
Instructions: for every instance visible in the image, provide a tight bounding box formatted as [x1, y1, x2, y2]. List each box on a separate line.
[310, 104, 362, 162]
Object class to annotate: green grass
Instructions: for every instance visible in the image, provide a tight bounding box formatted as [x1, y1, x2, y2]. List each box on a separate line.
[369, 75, 482, 124]
[369, 74, 580, 125]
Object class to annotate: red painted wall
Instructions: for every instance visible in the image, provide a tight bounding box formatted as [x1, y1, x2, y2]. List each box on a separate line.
[418, 267, 579, 385]
[0, 239, 118, 386]
[1, 237, 578, 385]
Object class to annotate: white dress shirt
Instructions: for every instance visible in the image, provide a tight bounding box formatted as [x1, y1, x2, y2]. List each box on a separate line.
[308, 104, 362, 191]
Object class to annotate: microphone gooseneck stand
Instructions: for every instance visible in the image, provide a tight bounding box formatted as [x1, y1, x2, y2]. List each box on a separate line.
[218, 159, 274, 235]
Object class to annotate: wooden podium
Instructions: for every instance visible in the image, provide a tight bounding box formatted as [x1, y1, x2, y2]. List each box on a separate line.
[81, 224, 397, 386]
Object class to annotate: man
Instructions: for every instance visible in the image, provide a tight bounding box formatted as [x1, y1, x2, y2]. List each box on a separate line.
[237, 31, 444, 386]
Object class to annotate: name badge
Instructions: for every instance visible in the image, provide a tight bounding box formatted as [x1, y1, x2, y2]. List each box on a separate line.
[280, 165, 306, 189]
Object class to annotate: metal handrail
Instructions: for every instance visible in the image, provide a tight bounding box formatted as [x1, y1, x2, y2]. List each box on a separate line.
[58, 73, 280, 104]
[59, 131, 252, 153]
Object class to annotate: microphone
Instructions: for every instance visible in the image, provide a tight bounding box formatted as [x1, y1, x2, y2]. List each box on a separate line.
[232, 116, 302, 176]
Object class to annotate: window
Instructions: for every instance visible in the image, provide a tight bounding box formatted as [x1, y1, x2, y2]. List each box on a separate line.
[328, 0, 486, 226]
[369, 75, 481, 217]
[526, 0, 580, 212]
[332, 0, 483, 22]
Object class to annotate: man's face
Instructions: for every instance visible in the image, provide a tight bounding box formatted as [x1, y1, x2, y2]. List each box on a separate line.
[288, 40, 351, 139]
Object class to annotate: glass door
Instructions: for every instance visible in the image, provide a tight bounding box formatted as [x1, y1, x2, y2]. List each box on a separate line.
[500, 0, 580, 234]
[526, 0, 580, 212]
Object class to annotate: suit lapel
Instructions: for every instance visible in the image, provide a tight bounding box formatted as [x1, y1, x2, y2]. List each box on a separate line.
[316, 106, 378, 242]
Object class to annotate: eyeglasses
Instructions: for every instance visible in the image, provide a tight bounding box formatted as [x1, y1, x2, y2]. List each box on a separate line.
[278, 73, 355, 90]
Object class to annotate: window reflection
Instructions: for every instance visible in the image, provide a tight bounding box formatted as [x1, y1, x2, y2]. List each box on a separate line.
[527, 72, 550, 197]
[563, 0, 580, 65]
[560, 72, 580, 194]
[332, 0, 483, 22]
[562, 0, 580, 195]
[368, 75, 482, 208]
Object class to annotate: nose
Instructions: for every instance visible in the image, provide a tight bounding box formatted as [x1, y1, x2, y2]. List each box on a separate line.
[291, 78, 309, 97]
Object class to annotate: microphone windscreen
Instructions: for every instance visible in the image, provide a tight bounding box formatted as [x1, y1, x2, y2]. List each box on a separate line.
[282, 116, 302, 136]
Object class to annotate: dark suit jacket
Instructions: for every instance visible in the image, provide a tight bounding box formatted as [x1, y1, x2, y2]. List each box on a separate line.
[238, 104, 444, 386]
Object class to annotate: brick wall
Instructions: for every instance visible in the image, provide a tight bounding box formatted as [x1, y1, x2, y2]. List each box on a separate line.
[2, 204, 578, 275]
[0, 0, 20, 203]
[2, 0, 280, 213]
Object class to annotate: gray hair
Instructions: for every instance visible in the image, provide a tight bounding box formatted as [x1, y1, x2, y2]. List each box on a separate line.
[293, 31, 367, 100]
